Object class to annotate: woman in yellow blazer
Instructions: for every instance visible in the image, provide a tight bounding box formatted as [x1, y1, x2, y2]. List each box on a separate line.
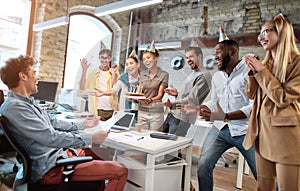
[243, 13, 300, 191]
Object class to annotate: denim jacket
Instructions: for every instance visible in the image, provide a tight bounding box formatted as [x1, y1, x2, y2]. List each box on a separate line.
[0, 92, 92, 182]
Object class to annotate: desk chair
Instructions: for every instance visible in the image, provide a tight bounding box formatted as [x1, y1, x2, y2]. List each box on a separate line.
[0, 114, 105, 191]
[220, 152, 237, 168]
[0, 89, 18, 172]
[236, 151, 250, 189]
[221, 147, 250, 189]
[0, 130, 18, 171]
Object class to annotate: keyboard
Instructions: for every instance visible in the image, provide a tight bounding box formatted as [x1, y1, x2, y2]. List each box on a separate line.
[150, 133, 178, 140]
[58, 103, 77, 111]
[110, 126, 129, 132]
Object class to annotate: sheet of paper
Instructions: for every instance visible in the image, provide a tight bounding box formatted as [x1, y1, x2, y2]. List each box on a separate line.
[100, 110, 127, 131]
[107, 131, 173, 151]
[84, 123, 103, 133]
[107, 132, 144, 143]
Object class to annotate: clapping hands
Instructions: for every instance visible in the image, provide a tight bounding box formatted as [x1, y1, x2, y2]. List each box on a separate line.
[179, 98, 226, 122]
[200, 101, 225, 121]
[112, 64, 119, 73]
[244, 55, 264, 73]
[89, 88, 104, 97]
[178, 97, 199, 114]
[155, 98, 172, 108]
[164, 85, 178, 97]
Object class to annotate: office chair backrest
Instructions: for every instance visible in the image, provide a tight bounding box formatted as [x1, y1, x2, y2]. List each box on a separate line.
[0, 90, 4, 106]
[0, 114, 31, 187]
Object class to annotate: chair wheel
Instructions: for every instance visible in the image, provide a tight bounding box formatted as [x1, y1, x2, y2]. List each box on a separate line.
[225, 163, 229, 167]
[13, 164, 18, 172]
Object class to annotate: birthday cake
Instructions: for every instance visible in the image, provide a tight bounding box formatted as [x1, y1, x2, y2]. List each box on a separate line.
[126, 92, 145, 96]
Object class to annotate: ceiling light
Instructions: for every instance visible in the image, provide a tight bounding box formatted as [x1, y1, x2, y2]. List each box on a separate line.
[33, 16, 69, 31]
[94, 0, 163, 16]
[33, 0, 163, 31]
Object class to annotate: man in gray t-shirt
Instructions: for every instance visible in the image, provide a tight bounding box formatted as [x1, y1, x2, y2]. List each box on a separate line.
[162, 46, 212, 136]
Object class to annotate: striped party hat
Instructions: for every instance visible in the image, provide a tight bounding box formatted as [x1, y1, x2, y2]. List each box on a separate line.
[273, 9, 285, 20]
[218, 27, 229, 42]
[99, 41, 107, 50]
[129, 50, 137, 59]
[146, 40, 156, 53]
[189, 37, 198, 47]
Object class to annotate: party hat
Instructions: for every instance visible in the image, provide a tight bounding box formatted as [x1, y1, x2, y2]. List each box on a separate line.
[218, 27, 229, 42]
[146, 40, 156, 53]
[189, 37, 198, 47]
[99, 41, 107, 50]
[273, 9, 285, 20]
[129, 50, 137, 59]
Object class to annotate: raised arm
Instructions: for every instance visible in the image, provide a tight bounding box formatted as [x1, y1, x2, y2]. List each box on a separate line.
[111, 64, 119, 86]
[79, 58, 90, 90]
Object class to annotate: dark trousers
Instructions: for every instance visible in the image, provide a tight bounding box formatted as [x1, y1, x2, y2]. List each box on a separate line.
[97, 109, 113, 121]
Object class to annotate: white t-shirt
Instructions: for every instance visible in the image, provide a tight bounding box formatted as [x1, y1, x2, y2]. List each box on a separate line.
[97, 70, 112, 110]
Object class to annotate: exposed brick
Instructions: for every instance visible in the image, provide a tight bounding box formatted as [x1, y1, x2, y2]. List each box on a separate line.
[33, 0, 300, 94]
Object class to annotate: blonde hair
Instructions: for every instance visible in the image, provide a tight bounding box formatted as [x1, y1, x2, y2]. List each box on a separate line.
[262, 18, 300, 83]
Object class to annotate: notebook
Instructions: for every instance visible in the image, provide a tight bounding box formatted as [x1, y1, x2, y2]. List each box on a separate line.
[102, 110, 135, 132]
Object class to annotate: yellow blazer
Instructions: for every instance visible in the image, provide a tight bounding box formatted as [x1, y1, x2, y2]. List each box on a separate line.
[243, 55, 300, 165]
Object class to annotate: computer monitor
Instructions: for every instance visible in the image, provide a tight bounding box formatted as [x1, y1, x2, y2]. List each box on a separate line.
[32, 81, 59, 102]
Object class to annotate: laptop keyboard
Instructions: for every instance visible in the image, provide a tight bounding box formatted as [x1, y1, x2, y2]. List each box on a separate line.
[110, 126, 129, 131]
[58, 103, 77, 111]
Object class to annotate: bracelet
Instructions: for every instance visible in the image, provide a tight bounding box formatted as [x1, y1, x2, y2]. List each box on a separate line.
[146, 98, 152, 104]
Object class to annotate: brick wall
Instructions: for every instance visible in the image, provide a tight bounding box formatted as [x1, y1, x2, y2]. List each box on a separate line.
[32, 0, 300, 93]
[152, 0, 300, 40]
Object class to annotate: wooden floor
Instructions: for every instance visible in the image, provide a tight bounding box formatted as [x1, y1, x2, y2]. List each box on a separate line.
[190, 152, 257, 191]
[212, 167, 257, 191]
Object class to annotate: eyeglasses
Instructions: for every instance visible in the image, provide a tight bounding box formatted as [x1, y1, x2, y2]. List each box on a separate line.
[257, 27, 276, 41]
[99, 56, 110, 60]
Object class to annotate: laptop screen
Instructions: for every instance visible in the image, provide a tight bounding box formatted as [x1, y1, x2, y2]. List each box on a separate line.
[112, 112, 135, 130]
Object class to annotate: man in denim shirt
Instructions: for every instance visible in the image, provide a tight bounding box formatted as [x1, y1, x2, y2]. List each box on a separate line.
[0, 55, 127, 191]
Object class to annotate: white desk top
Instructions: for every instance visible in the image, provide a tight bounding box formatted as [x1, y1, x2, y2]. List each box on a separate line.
[58, 112, 192, 155]
[103, 130, 192, 155]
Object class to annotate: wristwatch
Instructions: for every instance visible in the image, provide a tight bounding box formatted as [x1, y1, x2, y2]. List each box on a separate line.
[224, 113, 230, 122]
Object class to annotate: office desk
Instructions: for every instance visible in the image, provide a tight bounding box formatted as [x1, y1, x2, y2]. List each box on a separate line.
[103, 131, 193, 191]
[62, 114, 193, 191]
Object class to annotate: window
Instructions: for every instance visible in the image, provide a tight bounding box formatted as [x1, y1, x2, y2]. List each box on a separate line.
[10, 31, 19, 47]
[64, 13, 113, 89]
[0, 0, 31, 90]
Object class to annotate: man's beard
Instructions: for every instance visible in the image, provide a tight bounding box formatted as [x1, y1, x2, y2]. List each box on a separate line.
[219, 54, 230, 71]
[190, 61, 199, 70]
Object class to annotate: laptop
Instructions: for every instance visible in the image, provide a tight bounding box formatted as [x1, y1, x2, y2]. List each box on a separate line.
[102, 110, 135, 132]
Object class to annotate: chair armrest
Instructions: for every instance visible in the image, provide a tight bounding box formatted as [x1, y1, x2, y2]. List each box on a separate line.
[56, 156, 93, 166]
